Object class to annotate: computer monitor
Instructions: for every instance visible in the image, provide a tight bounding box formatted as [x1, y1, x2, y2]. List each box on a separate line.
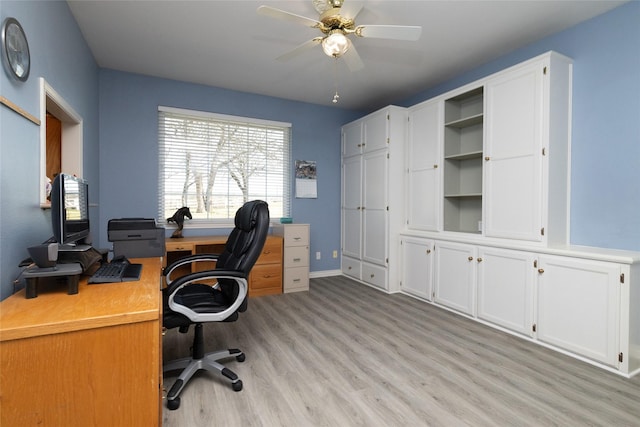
[50, 173, 91, 251]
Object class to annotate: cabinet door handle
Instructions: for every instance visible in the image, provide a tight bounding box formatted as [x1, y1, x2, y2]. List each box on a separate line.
[426, 249, 431, 254]
[370, 273, 375, 278]
[468, 256, 474, 261]
[477, 257, 483, 262]
[538, 268, 545, 274]
[348, 266, 352, 270]
[434, 164, 438, 169]
[485, 156, 491, 161]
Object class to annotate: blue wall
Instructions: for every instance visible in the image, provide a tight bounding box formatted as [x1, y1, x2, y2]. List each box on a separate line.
[401, 1, 640, 251]
[98, 70, 361, 274]
[0, 0, 98, 300]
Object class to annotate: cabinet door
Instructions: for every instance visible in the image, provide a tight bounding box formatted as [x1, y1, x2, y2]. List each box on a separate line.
[434, 241, 476, 316]
[477, 247, 535, 336]
[407, 100, 441, 231]
[484, 60, 544, 242]
[342, 121, 363, 157]
[362, 149, 388, 266]
[536, 255, 620, 366]
[342, 155, 362, 259]
[363, 109, 388, 153]
[401, 237, 434, 300]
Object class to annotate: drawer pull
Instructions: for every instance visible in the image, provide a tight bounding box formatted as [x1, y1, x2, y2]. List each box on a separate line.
[348, 266, 352, 270]
[293, 279, 301, 282]
[293, 258, 301, 262]
[370, 274, 375, 278]
[263, 274, 272, 278]
[264, 250, 271, 254]
[293, 237, 301, 241]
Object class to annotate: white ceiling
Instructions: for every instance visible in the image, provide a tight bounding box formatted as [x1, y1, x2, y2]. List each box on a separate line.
[67, 0, 626, 111]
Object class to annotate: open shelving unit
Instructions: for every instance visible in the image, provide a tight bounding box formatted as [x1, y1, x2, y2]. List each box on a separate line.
[443, 86, 484, 233]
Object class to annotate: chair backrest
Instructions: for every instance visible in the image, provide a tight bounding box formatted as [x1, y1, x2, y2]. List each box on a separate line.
[217, 200, 270, 307]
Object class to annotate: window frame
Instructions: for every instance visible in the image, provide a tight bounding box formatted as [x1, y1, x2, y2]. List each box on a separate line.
[157, 106, 291, 228]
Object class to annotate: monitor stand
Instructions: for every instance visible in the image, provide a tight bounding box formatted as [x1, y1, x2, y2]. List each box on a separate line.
[58, 244, 92, 252]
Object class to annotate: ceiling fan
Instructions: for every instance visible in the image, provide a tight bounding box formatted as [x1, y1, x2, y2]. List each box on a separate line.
[257, 0, 422, 72]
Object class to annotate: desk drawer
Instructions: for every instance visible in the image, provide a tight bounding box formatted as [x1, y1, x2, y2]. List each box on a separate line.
[250, 264, 282, 290]
[257, 238, 283, 265]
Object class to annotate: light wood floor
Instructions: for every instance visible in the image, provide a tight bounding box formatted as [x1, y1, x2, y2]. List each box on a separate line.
[162, 275, 640, 426]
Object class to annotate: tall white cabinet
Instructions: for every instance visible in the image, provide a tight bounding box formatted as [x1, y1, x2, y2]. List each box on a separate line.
[396, 51, 640, 378]
[341, 106, 406, 292]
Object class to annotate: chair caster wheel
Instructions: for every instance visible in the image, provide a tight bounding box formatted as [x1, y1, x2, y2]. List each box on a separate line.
[232, 380, 243, 392]
[167, 397, 181, 410]
[236, 353, 246, 362]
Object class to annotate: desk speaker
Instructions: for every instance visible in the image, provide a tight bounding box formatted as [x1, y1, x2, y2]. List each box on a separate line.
[28, 243, 59, 268]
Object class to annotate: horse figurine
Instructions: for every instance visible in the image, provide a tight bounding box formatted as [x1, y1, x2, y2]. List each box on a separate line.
[167, 207, 192, 238]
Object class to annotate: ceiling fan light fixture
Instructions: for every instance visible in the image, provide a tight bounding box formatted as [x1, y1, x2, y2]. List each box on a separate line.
[322, 30, 349, 58]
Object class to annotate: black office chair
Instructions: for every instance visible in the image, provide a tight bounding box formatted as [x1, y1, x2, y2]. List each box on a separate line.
[162, 200, 269, 410]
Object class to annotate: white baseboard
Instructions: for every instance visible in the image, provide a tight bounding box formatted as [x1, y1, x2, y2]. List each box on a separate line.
[309, 269, 342, 279]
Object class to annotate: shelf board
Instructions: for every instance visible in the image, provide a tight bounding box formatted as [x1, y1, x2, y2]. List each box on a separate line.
[445, 113, 484, 129]
[444, 193, 482, 198]
[444, 150, 483, 161]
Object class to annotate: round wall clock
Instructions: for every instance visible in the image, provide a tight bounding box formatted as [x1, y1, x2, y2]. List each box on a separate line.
[1, 17, 31, 82]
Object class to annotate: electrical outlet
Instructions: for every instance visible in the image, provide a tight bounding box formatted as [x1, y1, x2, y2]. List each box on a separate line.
[316, 251, 321, 260]
[333, 250, 338, 258]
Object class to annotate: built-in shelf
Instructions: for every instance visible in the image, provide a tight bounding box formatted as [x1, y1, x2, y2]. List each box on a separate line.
[444, 150, 483, 161]
[444, 193, 483, 198]
[443, 86, 484, 233]
[445, 113, 484, 129]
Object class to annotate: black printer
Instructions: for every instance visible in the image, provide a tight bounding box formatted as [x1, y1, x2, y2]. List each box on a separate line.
[108, 218, 165, 258]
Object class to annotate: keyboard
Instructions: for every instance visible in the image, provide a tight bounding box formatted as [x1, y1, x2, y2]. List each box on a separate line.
[88, 261, 142, 284]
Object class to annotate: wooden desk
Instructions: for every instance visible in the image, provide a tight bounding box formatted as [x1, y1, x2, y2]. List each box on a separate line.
[165, 235, 283, 297]
[0, 257, 162, 426]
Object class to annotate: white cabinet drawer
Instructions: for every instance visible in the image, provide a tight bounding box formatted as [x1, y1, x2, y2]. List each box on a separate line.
[361, 262, 387, 290]
[283, 266, 309, 292]
[277, 224, 310, 246]
[283, 245, 309, 268]
[342, 256, 361, 280]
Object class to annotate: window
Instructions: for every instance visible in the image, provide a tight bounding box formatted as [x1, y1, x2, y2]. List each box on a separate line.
[158, 106, 291, 226]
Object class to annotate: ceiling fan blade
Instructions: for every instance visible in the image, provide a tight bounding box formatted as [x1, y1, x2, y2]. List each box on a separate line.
[276, 37, 323, 62]
[339, 0, 364, 20]
[343, 39, 364, 71]
[355, 25, 422, 41]
[257, 5, 322, 28]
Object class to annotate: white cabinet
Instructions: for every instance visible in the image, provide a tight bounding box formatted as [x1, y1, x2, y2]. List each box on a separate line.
[341, 154, 362, 264]
[536, 255, 621, 367]
[341, 106, 406, 291]
[406, 99, 441, 231]
[484, 52, 572, 244]
[362, 149, 388, 266]
[274, 224, 310, 293]
[434, 241, 476, 316]
[477, 247, 535, 336]
[400, 237, 434, 300]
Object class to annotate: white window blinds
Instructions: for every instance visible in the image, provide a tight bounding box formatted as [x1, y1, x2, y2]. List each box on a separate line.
[158, 106, 291, 225]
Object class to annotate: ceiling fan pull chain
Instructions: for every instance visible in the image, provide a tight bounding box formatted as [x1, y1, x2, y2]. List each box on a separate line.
[332, 57, 340, 103]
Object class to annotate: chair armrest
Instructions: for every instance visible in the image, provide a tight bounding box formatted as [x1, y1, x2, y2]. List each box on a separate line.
[166, 269, 248, 323]
[163, 253, 221, 286]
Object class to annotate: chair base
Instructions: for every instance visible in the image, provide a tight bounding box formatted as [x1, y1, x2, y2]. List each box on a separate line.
[163, 324, 245, 410]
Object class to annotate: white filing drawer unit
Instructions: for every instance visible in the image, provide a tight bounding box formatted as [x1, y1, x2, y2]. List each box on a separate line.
[274, 224, 310, 293]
